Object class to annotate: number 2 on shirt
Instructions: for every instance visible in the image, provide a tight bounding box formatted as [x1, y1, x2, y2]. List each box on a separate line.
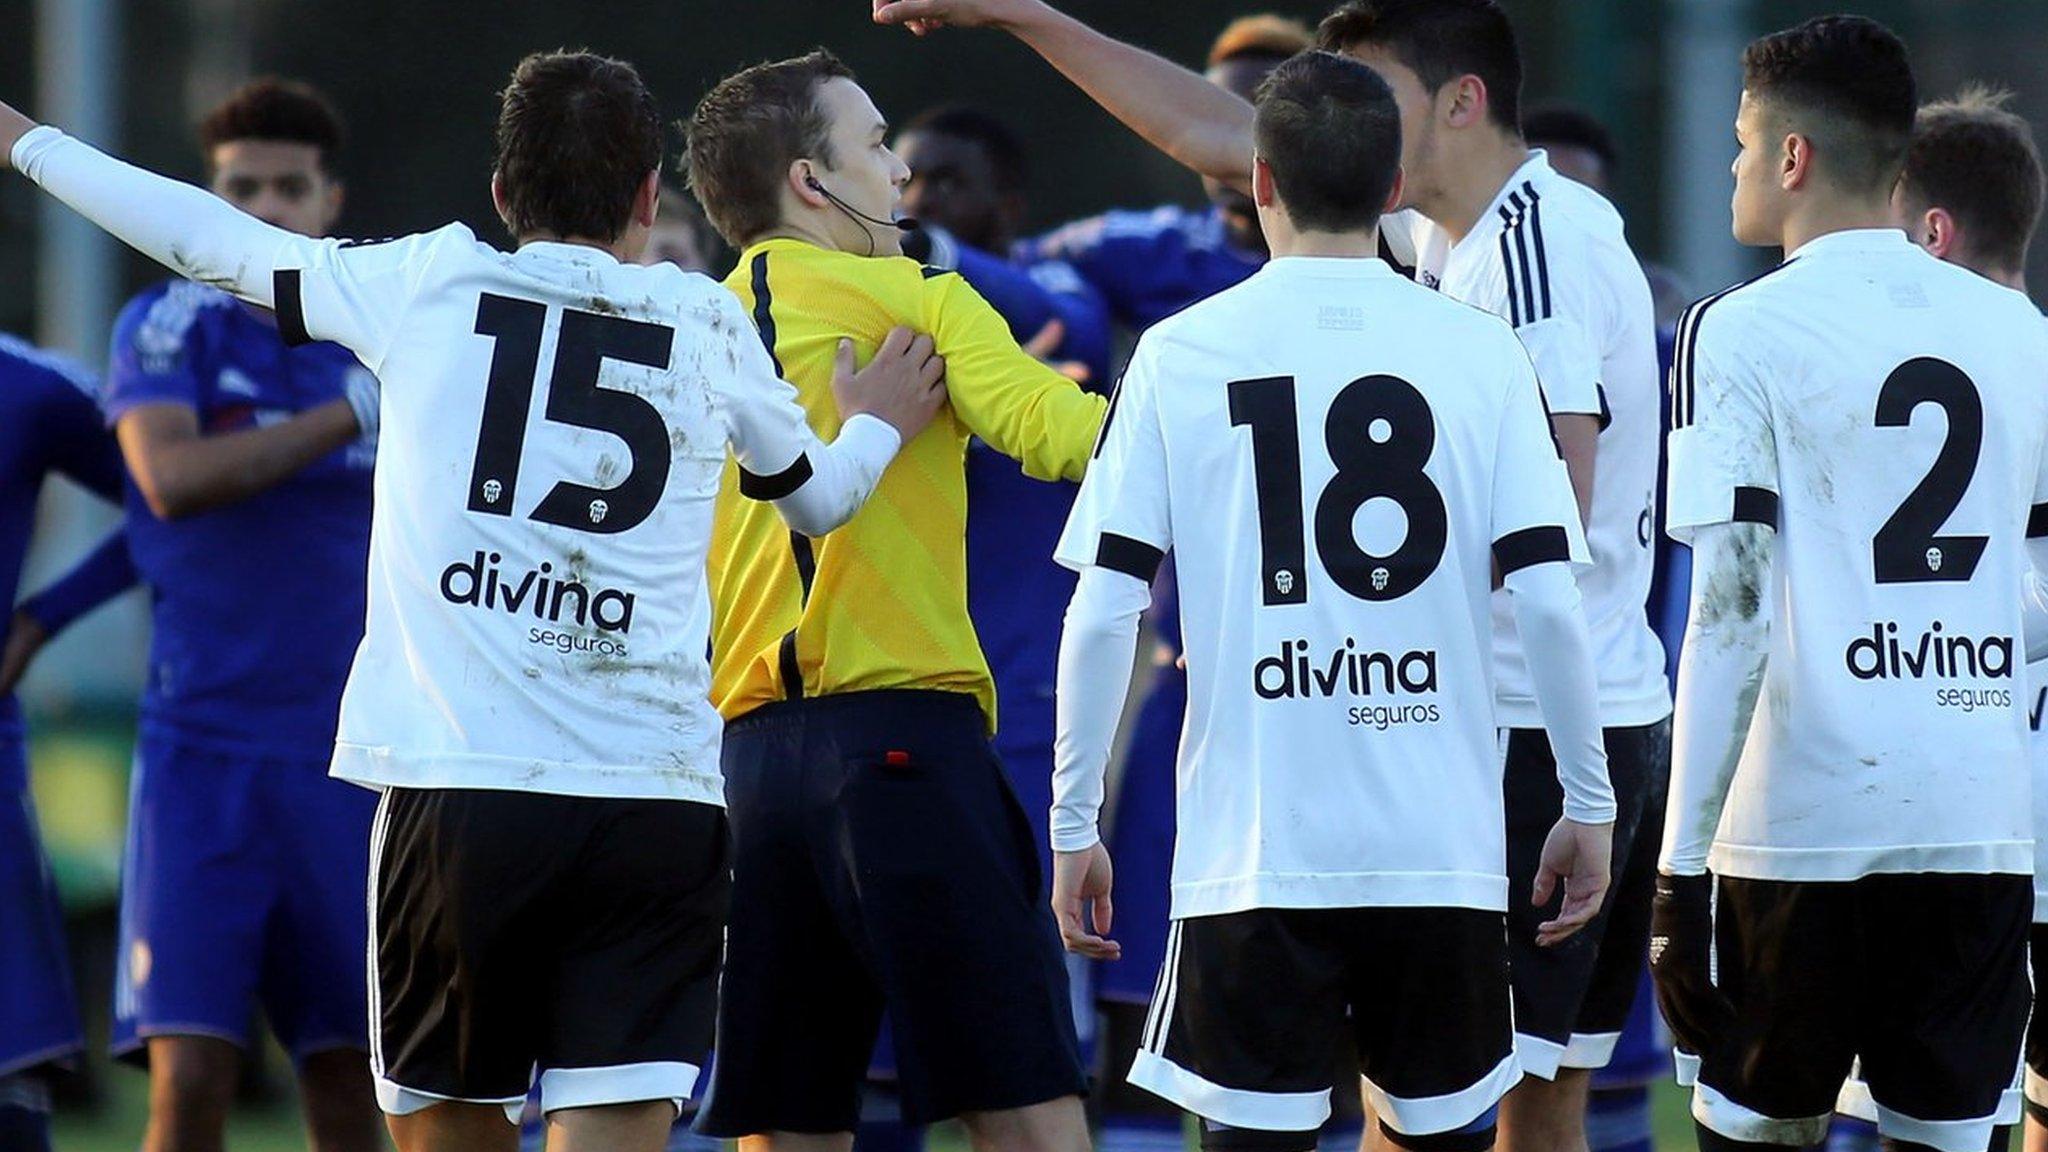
[1231, 374, 1448, 606]
[465, 292, 674, 536]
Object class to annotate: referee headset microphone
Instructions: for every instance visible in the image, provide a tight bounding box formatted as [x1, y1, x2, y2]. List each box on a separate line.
[805, 172, 919, 256]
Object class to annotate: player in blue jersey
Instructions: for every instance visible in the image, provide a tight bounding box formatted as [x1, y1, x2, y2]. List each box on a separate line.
[1016, 15, 1309, 329]
[0, 334, 130, 1152]
[99, 79, 382, 1152]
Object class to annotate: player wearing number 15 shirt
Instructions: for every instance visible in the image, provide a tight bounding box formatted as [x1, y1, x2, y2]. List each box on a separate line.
[1649, 19, 2048, 1152]
[2, 52, 938, 1149]
[1052, 54, 1614, 1152]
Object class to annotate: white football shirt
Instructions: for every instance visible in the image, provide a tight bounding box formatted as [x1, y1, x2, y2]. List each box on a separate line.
[1055, 257, 1587, 917]
[8, 126, 903, 805]
[1667, 229, 2048, 881]
[279, 227, 893, 802]
[1409, 152, 1671, 728]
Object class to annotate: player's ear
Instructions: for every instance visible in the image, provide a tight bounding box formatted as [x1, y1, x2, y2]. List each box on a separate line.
[1382, 168, 1406, 217]
[1444, 73, 1485, 130]
[633, 171, 660, 231]
[1251, 155, 1277, 209]
[490, 171, 513, 231]
[1780, 131, 1811, 192]
[1920, 206, 1957, 259]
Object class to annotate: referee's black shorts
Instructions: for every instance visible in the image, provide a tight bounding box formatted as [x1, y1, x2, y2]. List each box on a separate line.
[696, 689, 1087, 1136]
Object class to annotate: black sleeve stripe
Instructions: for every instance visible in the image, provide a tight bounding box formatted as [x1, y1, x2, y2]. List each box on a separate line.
[749, 252, 784, 377]
[789, 530, 817, 600]
[1732, 485, 1779, 528]
[1095, 533, 1165, 583]
[273, 269, 312, 347]
[2027, 502, 2048, 538]
[1669, 259, 1806, 430]
[919, 265, 955, 280]
[1508, 203, 1539, 328]
[738, 452, 815, 500]
[1523, 183, 1552, 320]
[1493, 525, 1573, 576]
[1596, 383, 1613, 432]
[1496, 230, 1523, 327]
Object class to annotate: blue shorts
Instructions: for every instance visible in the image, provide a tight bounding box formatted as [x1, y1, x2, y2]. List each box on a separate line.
[113, 732, 376, 1064]
[1099, 664, 1183, 1005]
[0, 737, 84, 1078]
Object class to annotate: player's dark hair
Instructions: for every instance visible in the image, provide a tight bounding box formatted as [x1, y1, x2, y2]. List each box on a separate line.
[1741, 15, 1917, 197]
[199, 78, 346, 173]
[1252, 51, 1402, 234]
[1899, 87, 2045, 273]
[900, 105, 1027, 193]
[493, 51, 662, 243]
[686, 50, 857, 247]
[1315, 0, 1522, 134]
[1524, 104, 1617, 170]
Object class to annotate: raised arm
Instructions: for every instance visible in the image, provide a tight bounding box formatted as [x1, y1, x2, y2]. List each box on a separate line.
[2, 112, 316, 312]
[873, 0, 1257, 190]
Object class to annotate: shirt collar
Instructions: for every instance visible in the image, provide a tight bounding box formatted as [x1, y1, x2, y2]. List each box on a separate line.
[1784, 227, 1914, 261]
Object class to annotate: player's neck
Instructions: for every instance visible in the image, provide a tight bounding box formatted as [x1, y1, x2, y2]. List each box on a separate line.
[1430, 132, 1531, 243]
[1267, 228, 1381, 260]
[757, 214, 855, 254]
[1778, 195, 1900, 257]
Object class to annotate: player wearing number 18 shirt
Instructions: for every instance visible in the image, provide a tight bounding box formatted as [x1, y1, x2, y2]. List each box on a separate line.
[1052, 53, 1615, 1152]
[0, 51, 939, 1152]
[1649, 19, 2048, 1152]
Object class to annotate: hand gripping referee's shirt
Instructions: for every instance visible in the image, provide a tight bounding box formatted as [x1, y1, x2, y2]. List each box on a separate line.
[11, 126, 911, 802]
[709, 237, 1108, 728]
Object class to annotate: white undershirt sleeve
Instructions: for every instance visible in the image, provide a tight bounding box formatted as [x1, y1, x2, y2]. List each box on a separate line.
[14, 126, 313, 310]
[1502, 559, 1614, 825]
[1659, 520, 1776, 875]
[1050, 565, 1151, 852]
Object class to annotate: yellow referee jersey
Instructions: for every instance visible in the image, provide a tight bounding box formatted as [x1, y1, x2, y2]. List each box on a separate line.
[708, 237, 1107, 730]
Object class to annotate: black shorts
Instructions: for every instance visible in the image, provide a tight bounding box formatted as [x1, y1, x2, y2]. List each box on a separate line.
[1501, 718, 1666, 1078]
[369, 788, 728, 1119]
[1129, 906, 1516, 1149]
[695, 690, 1086, 1136]
[1691, 873, 2028, 1151]
[2024, 922, 2048, 1121]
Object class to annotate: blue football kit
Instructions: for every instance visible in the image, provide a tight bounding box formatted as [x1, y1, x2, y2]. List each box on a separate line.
[0, 333, 124, 1082]
[101, 280, 378, 1063]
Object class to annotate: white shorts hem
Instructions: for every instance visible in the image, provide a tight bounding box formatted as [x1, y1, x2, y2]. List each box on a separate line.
[1361, 1052, 1521, 1136]
[536, 1062, 696, 1116]
[374, 1076, 526, 1124]
[1128, 1049, 1331, 1131]
[1691, 1080, 1828, 1147]
[1559, 1031, 1622, 1071]
[1514, 1031, 1565, 1081]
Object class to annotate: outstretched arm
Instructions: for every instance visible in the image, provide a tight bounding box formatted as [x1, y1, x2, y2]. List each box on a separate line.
[2, 110, 315, 312]
[874, 0, 1257, 191]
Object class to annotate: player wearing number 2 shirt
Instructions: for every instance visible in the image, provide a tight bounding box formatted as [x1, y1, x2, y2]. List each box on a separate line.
[1650, 19, 2048, 1152]
[1052, 54, 1613, 1151]
[1, 52, 936, 1146]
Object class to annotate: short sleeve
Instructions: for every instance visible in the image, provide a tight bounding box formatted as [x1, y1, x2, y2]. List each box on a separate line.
[1491, 336, 1591, 574]
[705, 291, 817, 492]
[2031, 320, 2048, 538]
[1665, 298, 1779, 543]
[104, 283, 210, 424]
[1053, 339, 1170, 582]
[271, 225, 463, 371]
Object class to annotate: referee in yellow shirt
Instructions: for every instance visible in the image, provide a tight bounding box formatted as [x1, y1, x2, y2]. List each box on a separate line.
[686, 51, 1106, 1152]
